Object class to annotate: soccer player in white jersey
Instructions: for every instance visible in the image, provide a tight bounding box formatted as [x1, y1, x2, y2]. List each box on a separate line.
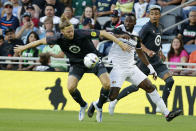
[88, 13, 182, 122]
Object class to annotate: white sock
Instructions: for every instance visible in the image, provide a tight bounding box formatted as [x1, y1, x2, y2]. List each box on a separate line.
[148, 89, 170, 117]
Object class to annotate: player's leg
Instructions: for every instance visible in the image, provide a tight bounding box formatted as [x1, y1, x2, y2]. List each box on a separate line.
[88, 63, 110, 122]
[68, 65, 87, 121]
[115, 85, 139, 101]
[108, 61, 148, 112]
[108, 67, 128, 115]
[156, 64, 174, 106]
[138, 78, 182, 121]
[113, 60, 149, 101]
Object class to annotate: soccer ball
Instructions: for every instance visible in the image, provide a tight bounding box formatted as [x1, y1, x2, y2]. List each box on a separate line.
[84, 53, 100, 68]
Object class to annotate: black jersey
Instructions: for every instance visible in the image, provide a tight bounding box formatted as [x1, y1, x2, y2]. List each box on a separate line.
[46, 29, 100, 65]
[139, 21, 163, 53]
[139, 21, 163, 64]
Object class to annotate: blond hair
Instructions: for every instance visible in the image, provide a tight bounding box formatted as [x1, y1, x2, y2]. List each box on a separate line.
[59, 15, 72, 30]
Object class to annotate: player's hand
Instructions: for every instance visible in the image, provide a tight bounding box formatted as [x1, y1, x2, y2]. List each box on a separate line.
[147, 50, 156, 57]
[152, 72, 157, 80]
[148, 64, 157, 80]
[14, 45, 25, 54]
[121, 34, 130, 40]
[120, 42, 132, 52]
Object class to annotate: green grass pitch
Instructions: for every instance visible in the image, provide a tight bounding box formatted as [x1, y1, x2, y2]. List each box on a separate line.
[0, 109, 196, 131]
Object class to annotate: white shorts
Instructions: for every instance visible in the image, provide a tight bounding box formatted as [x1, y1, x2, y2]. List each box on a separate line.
[110, 65, 147, 88]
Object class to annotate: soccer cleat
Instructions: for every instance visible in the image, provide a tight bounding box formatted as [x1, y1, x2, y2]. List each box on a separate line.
[166, 109, 182, 122]
[88, 102, 95, 118]
[79, 103, 88, 121]
[109, 99, 118, 115]
[93, 101, 102, 122]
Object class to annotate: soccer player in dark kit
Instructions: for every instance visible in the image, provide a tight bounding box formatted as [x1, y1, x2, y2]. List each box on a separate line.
[14, 15, 131, 122]
[109, 5, 178, 115]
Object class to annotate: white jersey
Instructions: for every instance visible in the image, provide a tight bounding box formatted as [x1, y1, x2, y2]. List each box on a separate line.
[108, 24, 139, 68]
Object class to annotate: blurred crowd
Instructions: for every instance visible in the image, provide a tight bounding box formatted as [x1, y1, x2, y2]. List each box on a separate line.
[0, 0, 195, 75]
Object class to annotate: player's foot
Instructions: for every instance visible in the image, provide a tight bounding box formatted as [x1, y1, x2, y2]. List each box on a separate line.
[156, 106, 162, 113]
[166, 109, 182, 122]
[93, 101, 102, 122]
[79, 103, 88, 121]
[88, 102, 95, 118]
[109, 99, 118, 115]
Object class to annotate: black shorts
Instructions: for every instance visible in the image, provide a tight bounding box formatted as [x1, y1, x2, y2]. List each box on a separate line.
[69, 62, 107, 80]
[137, 60, 169, 79]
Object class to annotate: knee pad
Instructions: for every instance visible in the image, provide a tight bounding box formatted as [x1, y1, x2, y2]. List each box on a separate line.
[165, 77, 174, 91]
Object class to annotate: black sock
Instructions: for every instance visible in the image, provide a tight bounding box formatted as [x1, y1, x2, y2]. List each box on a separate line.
[117, 85, 139, 101]
[70, 89, 86, 107]
[162, 77, 174, 105]
[97, 88, 110, 108]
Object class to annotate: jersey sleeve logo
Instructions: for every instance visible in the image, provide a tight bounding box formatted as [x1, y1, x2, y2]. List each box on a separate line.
[91, 31, 97, 37]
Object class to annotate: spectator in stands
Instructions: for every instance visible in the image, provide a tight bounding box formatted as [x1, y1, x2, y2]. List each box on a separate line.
[1, 0, 20, 17]
[0, 1, 19, 35]
[0, 35, 3, 46]
[181, 0, 196, 19]
[60, 0, 72, 6]
[25, 5, 39, 27]
[42, 30, 68, 71]
[37, 0, 65, 17]
[17, 0, 40, 20]
[157, 0, 182, 7]
[188, 50, 196, 75]
[40, 4, 60, 26]
[93, 0, 117, 26]
[39, 17, 59, 39]
[63, 6, 80, 28]
[103, 10, 123, 30]
[181, 50, 196, 76]
[81, 17, 100, 48]
[0, 35, 4, 69]
[15, 12, 39, 44]
[133, 0, 149, 19]
[34, 52, 55, 71]
[11, 0, 20, 17]
[0, 28, 23, 70]
[115, 0, 134, 16]
[178, 10, 196, 45]
[72, 0, 93, 17]
[167, 37, 189, 75]
[18, 31, 39, 71]
[94, 0, 117, 17]
[80, 6, 101, 30]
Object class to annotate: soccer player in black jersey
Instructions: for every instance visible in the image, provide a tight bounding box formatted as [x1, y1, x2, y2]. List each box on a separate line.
[14, 15, 131, 122]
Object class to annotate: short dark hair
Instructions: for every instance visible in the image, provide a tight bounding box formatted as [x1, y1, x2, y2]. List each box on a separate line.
[125, 13, 136, 20]
[45, 4, 55, 10]
[39, 53, 50, 65]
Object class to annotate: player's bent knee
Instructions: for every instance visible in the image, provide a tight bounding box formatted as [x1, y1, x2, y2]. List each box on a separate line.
[102, 81, 110, 90]
[67, 85, 77, 93]
[109, 87, 120, 101]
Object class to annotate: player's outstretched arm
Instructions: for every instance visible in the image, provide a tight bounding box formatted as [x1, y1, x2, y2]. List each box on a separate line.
[136, 48, 157, 80]
[14, 38, 47, 54]
[141, 43, 156, 57]
[100, 30, 131, 52]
